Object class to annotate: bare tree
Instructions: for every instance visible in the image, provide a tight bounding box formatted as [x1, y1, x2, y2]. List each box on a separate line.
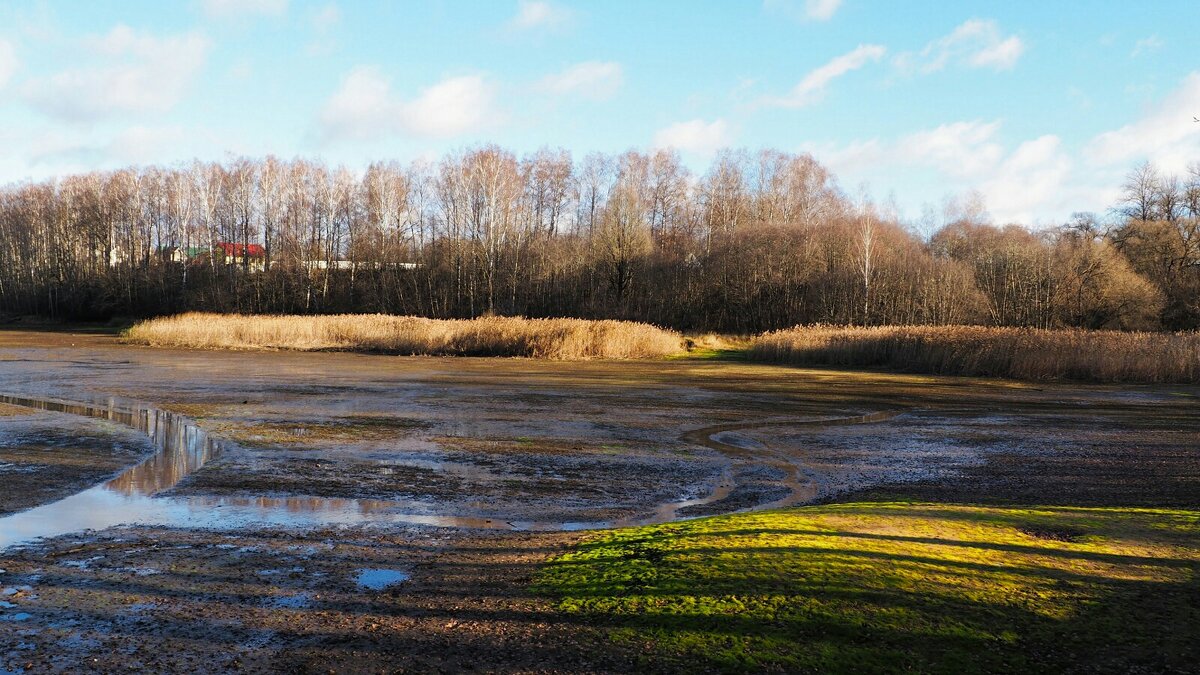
[856, 194, 878, 324]
[0, 149, 1191, 333]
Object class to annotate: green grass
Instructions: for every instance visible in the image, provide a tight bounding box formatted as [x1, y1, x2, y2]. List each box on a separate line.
[536, 503, 1200, 673]
[671, 348, 750, 361]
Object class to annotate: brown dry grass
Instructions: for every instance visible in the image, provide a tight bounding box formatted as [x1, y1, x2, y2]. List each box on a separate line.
[124, 313, 684, 360]
[684, 333, 752, 352]
[749, 324, 1200, 383]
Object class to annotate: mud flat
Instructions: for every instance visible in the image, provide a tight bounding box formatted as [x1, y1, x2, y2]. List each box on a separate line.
[0, 525, 612, 673]
[0, 408, 154, 517]
[0, 328, 1196, 672]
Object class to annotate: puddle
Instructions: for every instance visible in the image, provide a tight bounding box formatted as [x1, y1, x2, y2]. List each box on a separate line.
[710, 431, 767, 451]
[355, 568, 410, 590]
[264, 593, 312, 609]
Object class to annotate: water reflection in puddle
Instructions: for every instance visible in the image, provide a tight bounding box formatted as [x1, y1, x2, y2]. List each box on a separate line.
[355, 568, 409, 590]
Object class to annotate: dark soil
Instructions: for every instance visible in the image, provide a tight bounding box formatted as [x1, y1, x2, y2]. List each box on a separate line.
[0, 416, 153, 516]
[0, 526, 641, 674]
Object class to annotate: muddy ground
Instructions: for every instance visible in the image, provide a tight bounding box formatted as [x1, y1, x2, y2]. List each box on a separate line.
[0, 329, 1197, 673]
[0, 525, 625, 674]
[0, 410, 153, 517]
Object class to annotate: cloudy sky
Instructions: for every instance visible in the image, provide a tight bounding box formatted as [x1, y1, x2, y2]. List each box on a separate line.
[0, 0, 1197, 225]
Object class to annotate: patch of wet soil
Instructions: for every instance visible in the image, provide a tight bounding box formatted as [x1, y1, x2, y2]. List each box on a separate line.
[0, 416, 154, 516]
[168, 446, 726, 524]
[676, 483, 793, 517]
[837, 415, 1200, 507]
[0, 526, 637, 674]
[204, 415, 432, 448]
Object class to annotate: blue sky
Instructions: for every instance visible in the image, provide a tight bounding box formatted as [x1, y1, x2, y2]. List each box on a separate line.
[0, 0, 1197, 226]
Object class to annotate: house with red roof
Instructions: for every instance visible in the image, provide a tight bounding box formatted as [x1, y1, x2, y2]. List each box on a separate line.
[215, 242, 267, 272]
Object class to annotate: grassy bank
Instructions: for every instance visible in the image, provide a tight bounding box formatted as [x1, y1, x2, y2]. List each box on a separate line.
[537, 503, 1200, 673]
[749, 325, 1200, 383]
[123, 312, 685, 359]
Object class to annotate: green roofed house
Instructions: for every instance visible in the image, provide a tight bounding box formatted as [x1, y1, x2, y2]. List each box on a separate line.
[159, 246, 210, 263]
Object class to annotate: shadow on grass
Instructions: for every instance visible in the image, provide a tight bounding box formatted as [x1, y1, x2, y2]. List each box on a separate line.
[535, 504, 1200, 674]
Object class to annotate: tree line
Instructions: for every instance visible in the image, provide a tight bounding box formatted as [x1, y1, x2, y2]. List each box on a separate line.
[0, 147, 1196, 332]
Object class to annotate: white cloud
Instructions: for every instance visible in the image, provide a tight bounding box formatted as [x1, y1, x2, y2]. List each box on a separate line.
[764, 44, 885, 108]
[112, 125, 191, 164]
[977, 135, 1073, 223]
[653, 118, 733, 157]
[319, 67, 391, 141]
[800, 138, 885, 174]
[805, 0, 843, 21]
[201, 0, 288, 19]
[763, 0, 843, 22]
[506, 1, 572, 31]
[313, 3, 341, 27]
[846, 80, 1200, 222]
[900, 19, 1024, 74]
[0, 39, 16, 90]
[806, 120, 1083, 224]
[536, 61, 623, 100]
[806, 120, 1004, 178]
[897, 120, 1005, 177]
[970, 35, 1024, 70]
[306, 3, 341, 55]
[22, 25, 210, 121]
[1131, 35, 1164, 58]
[319, 67, 497, 142]
[1086, 72, 1200, 173]
[21, 124, 191, 170]
[404, 76, 496, 137]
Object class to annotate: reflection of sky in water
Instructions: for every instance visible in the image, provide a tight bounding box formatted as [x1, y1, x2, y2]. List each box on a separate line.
[0, 480, 616, 550]
[355, 568, 409, 590]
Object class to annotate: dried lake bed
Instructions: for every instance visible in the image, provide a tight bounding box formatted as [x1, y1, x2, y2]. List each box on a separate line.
[0, 329, 1196, 672]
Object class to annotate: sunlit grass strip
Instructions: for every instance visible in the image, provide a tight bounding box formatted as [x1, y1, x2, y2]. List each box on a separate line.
[749, 324, 1200, 383]
[123, 312, 685, 359]
[537, 503, 1200, 673]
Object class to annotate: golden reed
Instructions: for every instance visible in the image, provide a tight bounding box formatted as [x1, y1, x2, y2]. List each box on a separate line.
[750, 324, 1200, 383]
[124, 312, 685, 360]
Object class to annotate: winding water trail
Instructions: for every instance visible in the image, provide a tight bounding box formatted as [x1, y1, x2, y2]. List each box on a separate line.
[0, 393, 903, 550]
[679, 410, 908, 510]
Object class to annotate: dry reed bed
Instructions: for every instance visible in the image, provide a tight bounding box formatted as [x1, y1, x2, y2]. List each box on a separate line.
[750, 325, 1200, 383]
[124, 313, 685, 360]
